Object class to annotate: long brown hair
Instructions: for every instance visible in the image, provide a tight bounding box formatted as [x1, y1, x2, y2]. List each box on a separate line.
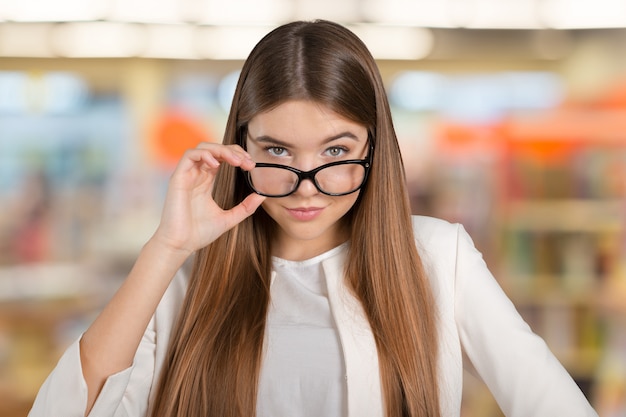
[150, 20, 440, 417]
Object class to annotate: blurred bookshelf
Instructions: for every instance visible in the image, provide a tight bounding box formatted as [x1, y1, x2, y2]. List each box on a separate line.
[0, 71, 157, 416]
[501, 142, 626, 416]
[0, 263, 124, 416]
[430, 85, 626, 416]
[2, 62, 626, 416]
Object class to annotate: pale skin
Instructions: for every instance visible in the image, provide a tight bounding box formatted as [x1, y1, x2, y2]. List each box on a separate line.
[79, 100, 369, 414]
[247, 100, 369, 260]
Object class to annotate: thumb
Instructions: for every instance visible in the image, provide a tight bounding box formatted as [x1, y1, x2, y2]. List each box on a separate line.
[224, 193, 266, 228]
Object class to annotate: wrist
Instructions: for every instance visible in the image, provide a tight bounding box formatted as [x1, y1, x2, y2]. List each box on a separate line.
[141, 235, 193, 272]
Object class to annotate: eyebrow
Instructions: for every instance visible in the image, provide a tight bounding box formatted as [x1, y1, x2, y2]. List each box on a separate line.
[249, 131, 362, 147]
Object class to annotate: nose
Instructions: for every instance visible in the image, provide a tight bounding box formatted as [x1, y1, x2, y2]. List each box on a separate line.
[293, 177, 319, 196]
[290, 156, 320, 196]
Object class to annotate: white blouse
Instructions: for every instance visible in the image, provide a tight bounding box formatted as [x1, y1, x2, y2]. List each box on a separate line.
[28, 216, 599, 417]
[257, 243, 348, 417]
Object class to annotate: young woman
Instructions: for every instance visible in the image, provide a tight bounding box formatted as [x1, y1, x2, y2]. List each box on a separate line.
[29, 20, 597, 417]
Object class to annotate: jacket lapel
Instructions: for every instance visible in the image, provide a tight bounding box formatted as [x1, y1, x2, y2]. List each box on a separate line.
[322, 252, 384, 417]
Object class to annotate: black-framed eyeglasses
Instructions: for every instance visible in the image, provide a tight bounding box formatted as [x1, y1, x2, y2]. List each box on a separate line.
[244, 144, 373, 198]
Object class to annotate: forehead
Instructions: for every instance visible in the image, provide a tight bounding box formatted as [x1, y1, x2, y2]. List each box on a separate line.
[247, 100, 367, 145]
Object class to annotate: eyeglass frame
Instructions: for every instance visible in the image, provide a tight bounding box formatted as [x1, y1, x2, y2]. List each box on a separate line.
[244, 142, 374, 198]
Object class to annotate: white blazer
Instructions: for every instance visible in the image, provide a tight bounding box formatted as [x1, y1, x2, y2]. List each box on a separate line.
[28, 216, 598, 417]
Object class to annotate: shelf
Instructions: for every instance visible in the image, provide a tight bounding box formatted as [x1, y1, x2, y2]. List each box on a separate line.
[505, 282, 600, 306]
[0, 262, 121, 303]
[433, 77, 626, 416]
[502, 199, 624, 232]
[557, 348, 604, 376]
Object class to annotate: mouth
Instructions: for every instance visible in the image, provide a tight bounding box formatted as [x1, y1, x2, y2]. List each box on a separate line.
[286, 206, 324, 221]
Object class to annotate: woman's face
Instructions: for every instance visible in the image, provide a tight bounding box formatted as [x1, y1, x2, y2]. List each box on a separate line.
[246, 100, 369, 261]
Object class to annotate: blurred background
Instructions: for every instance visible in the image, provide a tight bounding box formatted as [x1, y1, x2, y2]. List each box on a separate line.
[1, 0, 626, 416]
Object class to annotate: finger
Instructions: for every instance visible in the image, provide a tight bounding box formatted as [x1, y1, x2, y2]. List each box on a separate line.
[196, 143, 253, 165]
[209, 147, 255, 170]
[222, 193, 266, 229]
[196, 142, 246, 154]
[172, 149, 220, 177]
[174, 146, 254, 178]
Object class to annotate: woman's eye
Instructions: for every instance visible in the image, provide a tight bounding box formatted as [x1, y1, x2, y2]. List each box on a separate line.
[267, 147, 287, 156]
[327, 147, 347, 157]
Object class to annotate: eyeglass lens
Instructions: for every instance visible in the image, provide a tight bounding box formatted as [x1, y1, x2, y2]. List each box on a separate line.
[248, 163, 366, 197]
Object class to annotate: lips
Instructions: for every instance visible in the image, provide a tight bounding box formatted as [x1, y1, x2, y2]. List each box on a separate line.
[286, 206, 324, 221]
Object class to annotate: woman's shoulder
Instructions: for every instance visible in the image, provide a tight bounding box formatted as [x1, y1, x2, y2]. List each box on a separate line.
[409, 215, 475, 276]
[410, 215, 461, 247]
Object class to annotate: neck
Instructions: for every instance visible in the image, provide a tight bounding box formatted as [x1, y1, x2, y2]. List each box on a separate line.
[272, 222, 350, 261]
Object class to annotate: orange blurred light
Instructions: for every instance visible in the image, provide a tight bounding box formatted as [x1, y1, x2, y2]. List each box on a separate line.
[151, 111, 213, 166]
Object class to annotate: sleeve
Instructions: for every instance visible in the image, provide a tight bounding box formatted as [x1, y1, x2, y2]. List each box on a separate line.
[28, 317, 157, 417]
[453, 224, 598, 417]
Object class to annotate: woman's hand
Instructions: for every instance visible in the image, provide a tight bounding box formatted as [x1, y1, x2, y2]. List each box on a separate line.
[77, 142, 265, 415]
[151, 142, 265, 257]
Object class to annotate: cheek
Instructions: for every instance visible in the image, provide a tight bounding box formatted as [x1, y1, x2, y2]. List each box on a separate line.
[260, 199, 283, 220]
[331, 193, 360, 220]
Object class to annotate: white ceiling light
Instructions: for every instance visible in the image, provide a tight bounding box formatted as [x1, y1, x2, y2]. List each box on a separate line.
[107, 0, 183, 23]
[195, 26, 274, 59]
[292, 0, 359, 23]
[0, 23, 54, 57]
[349, 25, 434, 60]
[0, 0, 108, 21]
[197, 0, 292, 24]
[141, 24, 198, 59]
[2, 0, 626, 30]
[361, 0, 452, 27]
[51, 22, 144, 58]
[463, 0, 541, 29]
[540, 0, 626, 28]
